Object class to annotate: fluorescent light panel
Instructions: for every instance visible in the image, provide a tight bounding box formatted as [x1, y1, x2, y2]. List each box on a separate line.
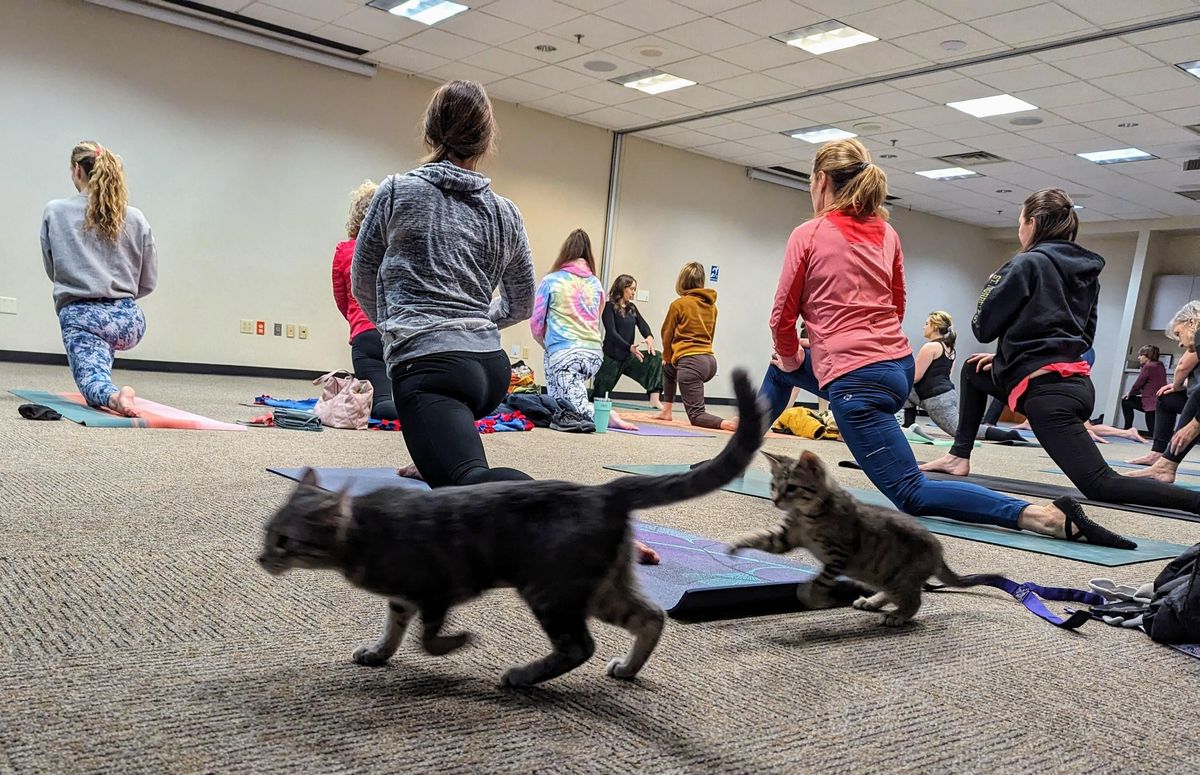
[947, 94, 1038, 118]
[1077, 148, 1156, 164]
[773, 20, 877, 55]
[1176, 60, 1200, 79]
[612, 69, 695, 95]
[785, 125, 857, 144]
[370, 0, 468, 25]
[915, 167, 979, 181]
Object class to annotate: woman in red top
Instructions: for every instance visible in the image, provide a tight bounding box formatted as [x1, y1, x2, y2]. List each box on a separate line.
[758, 139, 1131, 548]
[333, 180, 397, 421]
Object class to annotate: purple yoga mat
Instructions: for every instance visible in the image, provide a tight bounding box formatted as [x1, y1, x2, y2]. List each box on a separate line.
[611, 425, 713, 438]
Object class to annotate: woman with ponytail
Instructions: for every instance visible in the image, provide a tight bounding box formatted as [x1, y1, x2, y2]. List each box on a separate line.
[40, 141, 157, 417]
[757, 140, 1134, 549]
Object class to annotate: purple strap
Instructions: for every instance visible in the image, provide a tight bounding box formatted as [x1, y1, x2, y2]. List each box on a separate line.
[927, 575, 1104, 630]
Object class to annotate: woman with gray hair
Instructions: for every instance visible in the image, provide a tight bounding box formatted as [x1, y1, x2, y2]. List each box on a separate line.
[1126, 300, 1200, 483]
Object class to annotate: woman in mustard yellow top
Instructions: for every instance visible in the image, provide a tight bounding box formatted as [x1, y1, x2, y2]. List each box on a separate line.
[651, 262, 735, 430]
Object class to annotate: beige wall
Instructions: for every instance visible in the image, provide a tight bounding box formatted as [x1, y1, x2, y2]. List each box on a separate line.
[1131, 233, 1200, 369]
[0, 0, 610, 371]
[610, 136, 1005, 399]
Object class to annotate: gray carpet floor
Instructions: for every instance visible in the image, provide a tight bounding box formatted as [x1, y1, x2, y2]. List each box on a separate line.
[2, 362, 1198, 774]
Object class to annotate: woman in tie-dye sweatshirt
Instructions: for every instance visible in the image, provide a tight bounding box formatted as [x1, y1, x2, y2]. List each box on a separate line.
[531, 229, 636, 431]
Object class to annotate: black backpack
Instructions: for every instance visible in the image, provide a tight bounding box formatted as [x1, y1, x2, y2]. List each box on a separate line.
[1145, 543, 1200, 644]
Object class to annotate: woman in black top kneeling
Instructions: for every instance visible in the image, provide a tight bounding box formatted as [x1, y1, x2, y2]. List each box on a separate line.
[593, 274, 664, 408]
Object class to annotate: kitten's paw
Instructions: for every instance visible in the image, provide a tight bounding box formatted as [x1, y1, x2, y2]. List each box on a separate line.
[796, 583, 833, 609]
[499, 666, 536, 688]
[352, 645, 393, 666]
[423, 632, 472, 656]
[606, 657, 638, 681]
[853, 596, 883, 612]
[881, 613, 911, 627]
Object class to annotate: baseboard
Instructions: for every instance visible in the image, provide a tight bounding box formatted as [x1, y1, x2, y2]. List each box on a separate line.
[0, 350, 324, 381]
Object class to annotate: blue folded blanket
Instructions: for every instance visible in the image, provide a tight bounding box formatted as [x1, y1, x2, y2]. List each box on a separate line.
[254, 395, 318, 411]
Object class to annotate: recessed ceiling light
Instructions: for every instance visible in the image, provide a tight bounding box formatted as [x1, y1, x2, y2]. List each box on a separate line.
[637, 47, 664, 58]
[772, 20, 878, 55]
[1077, 147, 1157, 164]
[1010, 116, 1043, 126]
[535, 43, 557, 52]
[584, 60, 617, 72]
[1176, 60, 1200, 79]
[370, 0, 468, 25]
[783, 125, 857, 143]
[995, 188, 1012, 193]
[852, 121, 884, 132]
[947, 94, 1038, 118]
[940, 39, 967, 52]
[612, 69, 695, 95]
[1117, 121, 1139, 128]
[916, 167, 980, 181]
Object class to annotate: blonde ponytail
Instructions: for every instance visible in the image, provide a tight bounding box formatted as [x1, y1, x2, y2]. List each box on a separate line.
[71, 141, 128, 242]
[812, 138, 889, 220]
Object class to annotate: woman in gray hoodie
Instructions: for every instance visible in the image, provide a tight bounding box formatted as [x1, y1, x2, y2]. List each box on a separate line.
[352, 80, 536, 488]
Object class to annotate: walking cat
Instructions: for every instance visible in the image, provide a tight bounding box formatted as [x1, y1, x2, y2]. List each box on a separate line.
[259, 369, 767, 687]
[729, 450, 990, 626]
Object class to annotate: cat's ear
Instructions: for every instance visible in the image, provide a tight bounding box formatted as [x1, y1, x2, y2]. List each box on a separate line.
[299, 467, 319, 488]
[762, 450, 790, 471]
[798, 450, 826, 475]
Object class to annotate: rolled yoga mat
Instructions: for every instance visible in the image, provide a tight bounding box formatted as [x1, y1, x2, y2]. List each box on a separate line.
[604, 464, 1188, 567]
[11, 389, 245, 431]
[267, 466, 825, 616]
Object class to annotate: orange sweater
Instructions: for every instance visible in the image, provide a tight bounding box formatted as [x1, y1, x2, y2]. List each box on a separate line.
[662, 288, 717, 365]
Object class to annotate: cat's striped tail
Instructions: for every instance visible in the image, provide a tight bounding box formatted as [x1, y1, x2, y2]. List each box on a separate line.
[603, 368, 768, 510]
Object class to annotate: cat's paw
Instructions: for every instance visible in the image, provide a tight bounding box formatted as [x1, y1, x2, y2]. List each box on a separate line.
[423, 632, 472, 656]
[606, 657, 638, 681]
[499, 666, 536, 688]
[796, 583, 834, 609]
[881, 613, 911, 627]
[352, 645, 393, 666]
[853, 596, 883, 612]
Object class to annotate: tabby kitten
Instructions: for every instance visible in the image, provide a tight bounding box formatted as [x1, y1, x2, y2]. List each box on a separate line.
[729, 450, 988, 626]
[259, 369, 767, 687]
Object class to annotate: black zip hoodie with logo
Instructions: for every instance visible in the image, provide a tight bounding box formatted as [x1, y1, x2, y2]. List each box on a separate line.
[972, 239, 1104, 398]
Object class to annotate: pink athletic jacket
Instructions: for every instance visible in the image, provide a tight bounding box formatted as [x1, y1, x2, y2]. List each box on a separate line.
[770, 211, 911, 388]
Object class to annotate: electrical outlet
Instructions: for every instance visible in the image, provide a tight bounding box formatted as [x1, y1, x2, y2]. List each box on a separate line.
[256, 320, 266, 336]
[636, 289, 649, 302]
[273, 323, 283, 337]
[0, 296, 17, 315]
[286, 324, 296, 338]
[298, 325, 309, 340]
[239, 319, 254, 334]
[521, 346, 529, 359]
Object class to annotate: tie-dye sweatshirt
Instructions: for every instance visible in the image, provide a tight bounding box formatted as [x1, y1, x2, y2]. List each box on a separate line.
[531, 260, 605, 355]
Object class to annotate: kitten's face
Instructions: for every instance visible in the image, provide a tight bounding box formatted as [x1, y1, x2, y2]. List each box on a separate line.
[764, 450, 829, 512]
[258, 470, 346, 576]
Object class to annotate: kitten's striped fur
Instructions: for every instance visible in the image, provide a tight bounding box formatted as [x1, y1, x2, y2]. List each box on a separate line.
[730, 450, 980, 626]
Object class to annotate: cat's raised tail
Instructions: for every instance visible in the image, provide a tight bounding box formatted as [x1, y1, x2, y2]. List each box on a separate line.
[603, 368, 768, 510]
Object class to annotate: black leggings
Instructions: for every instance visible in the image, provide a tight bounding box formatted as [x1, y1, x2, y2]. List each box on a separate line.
[350, 329, 398, 421]
[1120, 395, 1155, 434]
[952, 367, 1200, 514]
[1152, 385, 1200, 463]
[390, 350, 530, 488]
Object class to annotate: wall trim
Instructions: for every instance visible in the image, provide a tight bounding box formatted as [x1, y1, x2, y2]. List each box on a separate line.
[0, 350, 324, 381]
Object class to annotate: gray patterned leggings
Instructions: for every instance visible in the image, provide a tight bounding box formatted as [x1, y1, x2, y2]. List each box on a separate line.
[545, 347, 603, 417]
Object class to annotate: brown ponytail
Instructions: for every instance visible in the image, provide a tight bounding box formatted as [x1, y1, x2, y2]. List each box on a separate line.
[71, 141, 127, 242]
[1020, 188, 1078, 248]
[421, 80, 498, 165]
[812, 138, 889, 220]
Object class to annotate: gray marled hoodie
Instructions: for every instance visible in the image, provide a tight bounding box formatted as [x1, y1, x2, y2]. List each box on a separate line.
[351, 162, 535, 370]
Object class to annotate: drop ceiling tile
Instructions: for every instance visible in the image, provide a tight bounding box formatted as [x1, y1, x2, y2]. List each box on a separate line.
[714, 0, 823, 36]
[336, 6, 423, 41]
[558, 51, 645, 78]
[842, 89, 936, 114]
[608, 36, 701, 67]
[622, 95, 698, 118]
[701, 121, 766, 140]
[665, 55, 750, 83]
[1053, 48, 1166, 82]
[715, 39, 806, 70]
[569, 79, 644, 104]
[559, 0, 629, 9]
[821, 42, 927, 76]
[970, 3, 1095, 46]
[800, 0, 897, 15]
[868, 128, 941, 148]
[888, 104, 974, 129]
[258, 0, 361, 23]
[462, 47, 545, 76]
[1135, 35, 1200, 67]
[519, 64, 597, 90]
[1120, 19, 1200, 45]
[1032, 37, 1125, 63]
[1093, 68, 1197, 97]
[1054, 0, 1197, 26]
[313, 25, 390, 51]
[969, 63, 1077, 93]
[1157, 106, 1200, 127]
[979, 143, 1062, 162]
[1125, 86, 1200, 113]
[438, 10, 531, 45]
[891, 24, 1008, 62]
[784, 101, 873, 125]
[1014, 81, 1111, 108]
[929, 119, 1016, 141]
[595, 0, 703, 33]
[659, 128, 723, 147]
[428, 61, 506, 84]
[901, 139, 979, 158]
[241, 2, 324, 32]
[574, 105, 647, 128]
[738, 110, 811, 131]
[710, 72, 794, 99]
[500, 33, 589, 64]
[635, 125, 692, 140]
[526, 92, 605, 116]
[741, 132, 804, 151]
[694, 139, 762, 157]
[485, 78, 558, 104]
[844, 0, 957, 39]
[370, 44, 449, 72]
[907, 78, 1004, 104]
[917, 0, 1043, 22]
[657, 17, 758, 50]
[1050, 98, 1143, 123]
[403, 29, 492, 59]
[546, 14, 643, 49]
[673, 0, 754, 12]
[763, 59, 857, 88]
[661, 84, 744, 109]
[485, 0, 587, 28]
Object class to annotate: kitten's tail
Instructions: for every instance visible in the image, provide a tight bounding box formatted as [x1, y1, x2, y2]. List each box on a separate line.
[604, 368, 768, 511]
[933, 564, 1005, 589]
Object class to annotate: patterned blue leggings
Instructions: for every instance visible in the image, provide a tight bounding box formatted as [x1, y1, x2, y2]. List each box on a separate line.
[58, 299, 146, 407]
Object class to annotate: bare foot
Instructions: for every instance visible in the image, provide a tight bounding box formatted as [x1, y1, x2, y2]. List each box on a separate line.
[1127, 451, 1161, 466]
[648, 411, 673, 422]
[1122, 460, 1177, 483]
[919, 453, 970, 476]
[635, 540, 660, 565]
[396, 464, 425, 481]
[609, 416, 639, 431]
[719, 418, 738, 432]
[1089, 432, 1110, 445]
[108, 386, 140, 417]
[1118, 428, 1148, 443]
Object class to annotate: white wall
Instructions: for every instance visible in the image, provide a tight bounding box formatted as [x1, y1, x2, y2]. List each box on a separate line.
[0, 0, 610, 372]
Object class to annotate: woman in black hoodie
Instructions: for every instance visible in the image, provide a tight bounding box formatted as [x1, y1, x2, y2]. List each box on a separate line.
[923, 188, 1200, 515]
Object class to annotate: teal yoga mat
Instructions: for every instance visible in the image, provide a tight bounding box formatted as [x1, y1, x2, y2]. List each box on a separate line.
[1039, 468, 1200, 492]
[603, 464, 1187, 566]
[1085, 458, 1200, 479]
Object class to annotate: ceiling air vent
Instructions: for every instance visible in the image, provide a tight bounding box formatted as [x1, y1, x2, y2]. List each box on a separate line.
[1185, 158, 1200, 171]
[935, 150, 1008, 166]
[1185, 124, 1200, 136]
[1177, 190, 1200, 201]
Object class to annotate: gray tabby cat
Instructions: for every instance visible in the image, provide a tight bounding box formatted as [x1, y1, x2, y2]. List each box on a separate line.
[729, 450, 990, 626]
[258, 369, 766, 687]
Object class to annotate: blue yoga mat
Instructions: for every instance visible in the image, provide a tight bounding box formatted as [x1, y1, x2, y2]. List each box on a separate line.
[1086, 458, 1200, 479]
[601, 464, 1187, 567]
[1039, 468, 1200, 492]
[266, 466, 820, 615]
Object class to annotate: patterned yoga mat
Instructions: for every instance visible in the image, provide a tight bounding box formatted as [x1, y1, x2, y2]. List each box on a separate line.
[11, 390, 244, 431]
